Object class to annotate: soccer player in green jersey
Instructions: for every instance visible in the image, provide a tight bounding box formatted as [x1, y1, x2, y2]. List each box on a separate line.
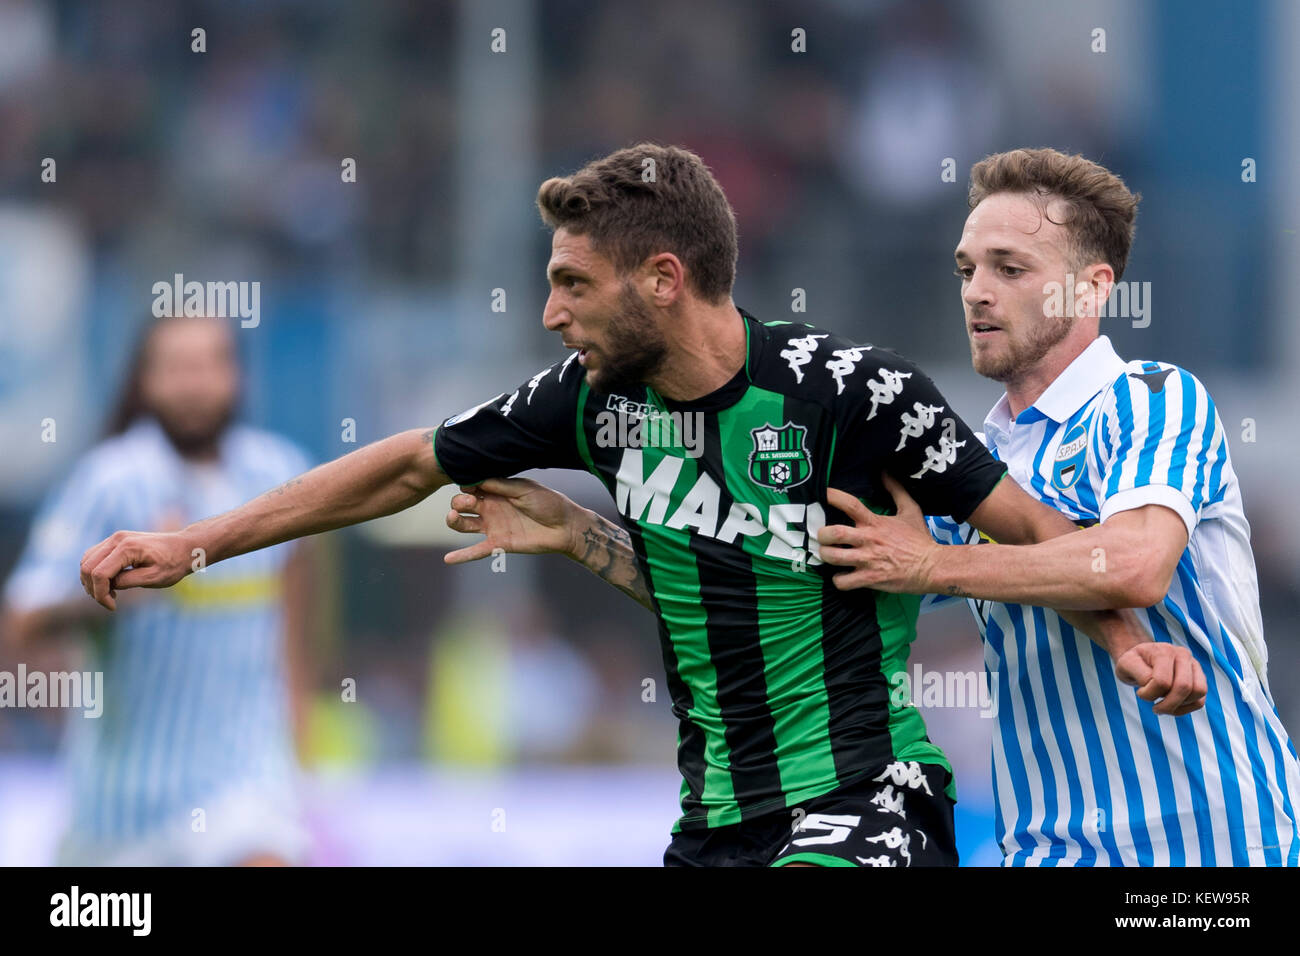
[80, 143, 1187, 866]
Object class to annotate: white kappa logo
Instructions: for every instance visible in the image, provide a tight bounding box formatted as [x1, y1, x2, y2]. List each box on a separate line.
[865, 369, 911, 420]
[826, 347, 871, 394]
[872, 760, 935, 795]
[863, 826, 912, 866]
[525, 367, 551, 405]
[910, 419, 965, 479]
[557, 351, 579, 380]
[871, 784, 907, 819]
[780, 333, 829, 383]
[895, 402, 945, 452]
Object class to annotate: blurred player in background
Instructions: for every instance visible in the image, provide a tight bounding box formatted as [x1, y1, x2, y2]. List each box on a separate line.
[76, 144, 1195, 868]
[2, 314, 316, 866]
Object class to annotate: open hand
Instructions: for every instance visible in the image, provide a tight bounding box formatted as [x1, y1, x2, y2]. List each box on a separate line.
[817, 474, 939, 593]
[444, 477, 583, 565]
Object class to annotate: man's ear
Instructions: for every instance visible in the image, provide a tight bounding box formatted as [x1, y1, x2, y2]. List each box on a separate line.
[646, 252, 686, 306]
[1076, 262, 1115, 319]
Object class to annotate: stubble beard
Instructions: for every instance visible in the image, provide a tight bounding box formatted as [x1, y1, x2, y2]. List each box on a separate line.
[153, 403, 234, 459]
[971, 309, 1074, 384]
[586, 283, 670, 396]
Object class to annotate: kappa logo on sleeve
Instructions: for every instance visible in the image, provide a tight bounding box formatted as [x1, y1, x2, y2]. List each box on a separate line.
[557, 351, 579, 380]
[910, 418, 965, 479]
[525, 366, 552, 404]
[895, 402, 945, 452]
[445, 394, 505, 427]
[780, 333, 829, 383]
[865, 369, 911, 420]
[825, 347, 871, 394]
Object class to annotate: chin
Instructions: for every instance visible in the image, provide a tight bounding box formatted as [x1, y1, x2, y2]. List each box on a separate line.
[580, 364, 604, 392]
[971, 351, 1014, 383]
[585, 369, 618, 396]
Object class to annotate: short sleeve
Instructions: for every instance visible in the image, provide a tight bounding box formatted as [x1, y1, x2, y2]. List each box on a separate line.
[3, 459, 120, 612]
[832, 350, 1007, 523]
[433, 354, 586, 484]
[1095, 364, 1224, 539]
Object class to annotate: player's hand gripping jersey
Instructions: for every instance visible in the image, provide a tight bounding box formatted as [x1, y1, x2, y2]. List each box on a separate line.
[435, 309, 1006, 830]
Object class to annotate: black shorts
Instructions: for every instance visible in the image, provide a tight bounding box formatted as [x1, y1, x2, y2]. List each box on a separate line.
[663, 760, 958, 867]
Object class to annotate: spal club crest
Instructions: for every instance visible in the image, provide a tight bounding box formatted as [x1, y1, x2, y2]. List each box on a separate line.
[749, 422, 812, 490]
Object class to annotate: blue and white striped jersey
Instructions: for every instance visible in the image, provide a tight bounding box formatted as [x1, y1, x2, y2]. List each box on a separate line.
[4, 418, 311, 846]
[925, 335, 1300, 866]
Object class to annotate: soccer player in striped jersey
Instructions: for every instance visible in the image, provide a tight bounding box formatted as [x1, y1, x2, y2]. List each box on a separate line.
[77, 144, 1195, 867]
[817, 148, 1300, 866]
[3, 315, 314, 865]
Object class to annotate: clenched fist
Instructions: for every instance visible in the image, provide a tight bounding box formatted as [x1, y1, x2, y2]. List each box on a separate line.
[79, 530, 201, 610]
[1114, 641, 1208, 717]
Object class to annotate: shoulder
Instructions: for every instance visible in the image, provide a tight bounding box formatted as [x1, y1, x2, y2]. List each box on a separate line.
[499, 352, 586, 413]
[749, 318, 920, 407]
[525, 352, 586, 399]
[69, 425, 164, 492]
[438, 352, 585, 435]
[1101, 358, 1217, 420]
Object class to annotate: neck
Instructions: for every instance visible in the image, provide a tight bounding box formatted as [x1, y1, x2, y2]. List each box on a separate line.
[647, 300, 747, 401]
[155, 420, 224, 463]
[1004, 334, 1096, 418]
[180, 445, 221, 464]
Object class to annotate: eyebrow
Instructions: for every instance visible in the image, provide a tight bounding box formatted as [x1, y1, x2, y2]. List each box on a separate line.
[546, 264, 584, 283]
[954, 247, 1034, 262]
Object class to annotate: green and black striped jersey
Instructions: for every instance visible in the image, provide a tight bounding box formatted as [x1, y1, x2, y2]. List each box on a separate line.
[434, 308, 1007, 830]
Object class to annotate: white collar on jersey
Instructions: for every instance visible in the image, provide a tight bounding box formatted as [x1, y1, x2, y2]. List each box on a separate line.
[983, 335, 1128, 440]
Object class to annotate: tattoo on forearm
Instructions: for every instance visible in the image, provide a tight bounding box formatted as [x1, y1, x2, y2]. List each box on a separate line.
[420, 428, 436, 445]
[577, 517, 652, 610]
[270, 477, 305, 497]
[944, 584, 973, 598]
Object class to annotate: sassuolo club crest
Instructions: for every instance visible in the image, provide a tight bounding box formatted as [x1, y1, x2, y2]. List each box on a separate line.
[749, 422, 812, 490]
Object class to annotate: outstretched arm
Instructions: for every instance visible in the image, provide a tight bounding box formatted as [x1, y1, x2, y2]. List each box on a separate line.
[819, 474, 1185, 610]
[444, 477, 652, 611]
[80, 428, 450, 610]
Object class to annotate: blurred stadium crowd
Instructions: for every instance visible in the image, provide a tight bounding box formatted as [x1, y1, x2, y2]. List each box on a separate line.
[0, 0, 1296, 863]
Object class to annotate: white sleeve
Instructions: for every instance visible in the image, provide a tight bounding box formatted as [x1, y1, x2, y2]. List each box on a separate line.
[1095, 365, 1225, 539]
